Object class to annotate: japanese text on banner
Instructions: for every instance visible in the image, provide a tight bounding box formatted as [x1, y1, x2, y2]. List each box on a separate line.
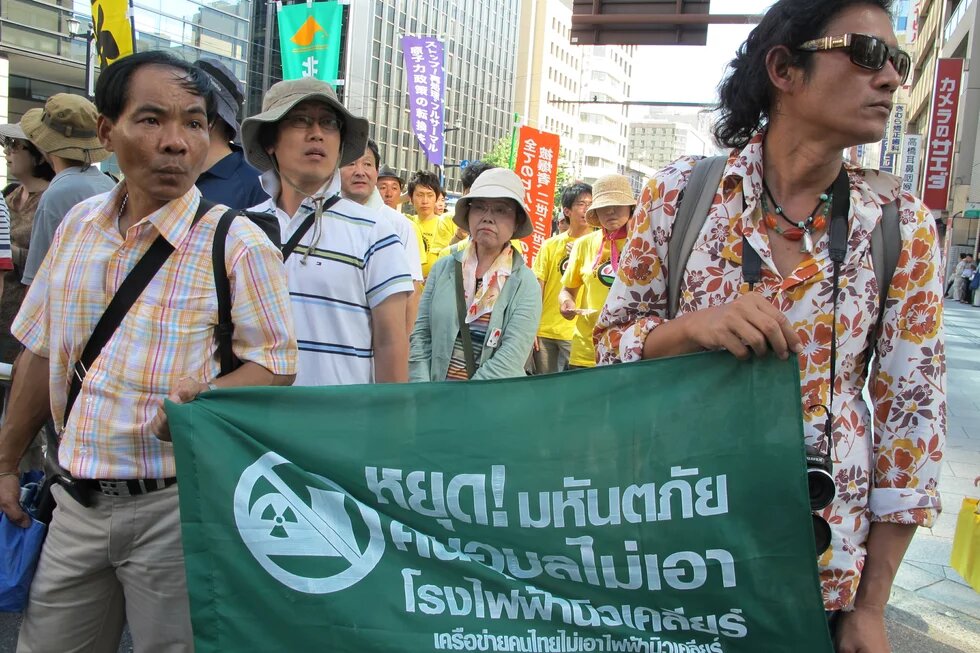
[402, 35, 445, 167]
[514, 126, 560, 264]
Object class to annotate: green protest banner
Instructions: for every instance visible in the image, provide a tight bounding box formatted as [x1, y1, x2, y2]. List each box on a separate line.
[276, 1, 343, 81]
[169, 352, 832, 653]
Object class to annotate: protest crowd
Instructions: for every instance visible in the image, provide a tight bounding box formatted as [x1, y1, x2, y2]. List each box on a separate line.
[0, 0, 950, 651]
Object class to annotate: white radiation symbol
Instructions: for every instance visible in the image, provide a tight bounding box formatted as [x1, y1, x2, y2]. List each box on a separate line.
[233, 452, 385, 594]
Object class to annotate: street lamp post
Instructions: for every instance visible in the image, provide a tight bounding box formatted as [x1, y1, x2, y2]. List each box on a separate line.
[66, 16, 96, 99]
[439, 124, 461, 188]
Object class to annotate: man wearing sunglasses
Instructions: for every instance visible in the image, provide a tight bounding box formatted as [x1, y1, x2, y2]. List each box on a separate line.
[595, 2, 943, 652]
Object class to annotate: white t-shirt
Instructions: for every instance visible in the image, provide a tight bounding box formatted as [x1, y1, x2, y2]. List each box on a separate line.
[364, 189, 424, 282]
[252, 172, 413, 386]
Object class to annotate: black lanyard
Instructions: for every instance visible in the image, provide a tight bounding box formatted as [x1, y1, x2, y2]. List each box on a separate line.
[743, 167, 850, 457]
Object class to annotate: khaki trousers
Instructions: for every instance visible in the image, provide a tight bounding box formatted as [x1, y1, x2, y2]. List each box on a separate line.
[17, 483, 193, 653]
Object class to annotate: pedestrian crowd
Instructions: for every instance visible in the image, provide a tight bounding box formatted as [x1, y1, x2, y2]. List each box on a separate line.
[948, 252, 979, 305]
[0, 0, 950, 652]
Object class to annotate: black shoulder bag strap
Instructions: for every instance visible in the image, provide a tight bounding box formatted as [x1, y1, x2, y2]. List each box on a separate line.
[211, 207, 240, 376]
[63, 199, 212, 426]
[453, 260, 477, 379]
[281, 194, 342, 261]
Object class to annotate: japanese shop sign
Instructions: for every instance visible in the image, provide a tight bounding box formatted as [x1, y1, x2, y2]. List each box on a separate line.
[923, 58, 963, 210]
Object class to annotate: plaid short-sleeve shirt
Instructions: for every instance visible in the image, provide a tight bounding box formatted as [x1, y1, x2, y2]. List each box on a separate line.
[13, 184, 297, 479]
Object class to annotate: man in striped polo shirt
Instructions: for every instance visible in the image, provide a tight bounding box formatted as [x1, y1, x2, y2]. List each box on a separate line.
[243, 79, 414, 386]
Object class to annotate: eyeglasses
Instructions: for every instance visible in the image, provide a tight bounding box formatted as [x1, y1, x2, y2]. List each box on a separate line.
[796, 33, 910, 85]
[283, 113, 343, 133]
[1, 138, 27, 153]
[469, 200, 516, 218]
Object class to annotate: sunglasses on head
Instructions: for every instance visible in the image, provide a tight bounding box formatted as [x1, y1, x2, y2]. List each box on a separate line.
[796, 33, 911, 85]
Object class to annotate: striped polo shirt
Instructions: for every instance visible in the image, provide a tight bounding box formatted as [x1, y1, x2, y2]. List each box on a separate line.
[252, 172, 414, 386]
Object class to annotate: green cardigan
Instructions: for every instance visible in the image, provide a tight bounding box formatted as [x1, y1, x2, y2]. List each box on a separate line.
[409, 246, 542, 381]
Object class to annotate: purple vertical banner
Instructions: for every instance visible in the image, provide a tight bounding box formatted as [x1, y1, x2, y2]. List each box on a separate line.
[402, 35, 445, 166]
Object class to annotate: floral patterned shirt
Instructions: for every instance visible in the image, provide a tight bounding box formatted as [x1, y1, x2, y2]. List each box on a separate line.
[595, 132, 946, 611]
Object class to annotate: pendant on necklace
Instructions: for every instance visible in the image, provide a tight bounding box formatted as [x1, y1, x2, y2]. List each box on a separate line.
[801, 230, 814, 255]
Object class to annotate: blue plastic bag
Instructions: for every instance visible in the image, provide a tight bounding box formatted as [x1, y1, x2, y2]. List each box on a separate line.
[0, 513, 46, 612]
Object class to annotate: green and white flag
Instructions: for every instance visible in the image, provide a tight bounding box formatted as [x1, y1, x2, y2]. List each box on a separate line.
[276, 1, 343, 81]
[168, 353, 833, 652]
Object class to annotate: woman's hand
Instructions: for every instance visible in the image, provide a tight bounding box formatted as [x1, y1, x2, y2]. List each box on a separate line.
[559, 299, 578, 320]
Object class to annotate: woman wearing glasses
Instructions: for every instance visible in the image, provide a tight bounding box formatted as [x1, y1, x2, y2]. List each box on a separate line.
[0, 117, 53, 363]
[410, 168, 541, 381]
[596, 1, 942, 651]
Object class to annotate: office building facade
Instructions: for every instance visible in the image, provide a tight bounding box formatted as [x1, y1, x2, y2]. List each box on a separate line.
[344, 0, 520, 195]
[576, 43, 634, 183]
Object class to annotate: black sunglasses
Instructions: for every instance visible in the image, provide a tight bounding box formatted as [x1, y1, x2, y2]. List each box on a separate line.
[796, 33, 910, 84]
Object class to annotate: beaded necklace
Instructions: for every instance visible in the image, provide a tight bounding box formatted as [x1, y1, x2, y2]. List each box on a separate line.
[760, 181, 833, 255]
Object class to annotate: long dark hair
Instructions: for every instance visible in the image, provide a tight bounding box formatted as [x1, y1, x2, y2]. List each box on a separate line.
[713, 0, 893, 149]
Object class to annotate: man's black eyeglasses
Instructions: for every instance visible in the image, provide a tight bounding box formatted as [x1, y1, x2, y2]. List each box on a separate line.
[796, 33, 911, 85]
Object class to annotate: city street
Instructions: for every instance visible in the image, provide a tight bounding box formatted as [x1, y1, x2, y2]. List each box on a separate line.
[886, 299, 980, 652]
[1, 301, 978, 651]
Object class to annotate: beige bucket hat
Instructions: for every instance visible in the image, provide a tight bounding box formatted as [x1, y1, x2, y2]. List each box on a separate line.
[586, 174, 636, 228]
[19, 94, 108, 164]
[241, 78, 369, 173]
[453, 168, 533, 239]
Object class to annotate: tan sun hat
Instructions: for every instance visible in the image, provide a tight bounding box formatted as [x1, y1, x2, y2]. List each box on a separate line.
[19, 94, 108, 164]
[453, 168, 533, 239]
[586, 174, 636, 228]
[241, 77, 369, 173]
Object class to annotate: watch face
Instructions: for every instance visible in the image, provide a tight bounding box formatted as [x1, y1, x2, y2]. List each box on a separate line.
[598, 262, 616, 287]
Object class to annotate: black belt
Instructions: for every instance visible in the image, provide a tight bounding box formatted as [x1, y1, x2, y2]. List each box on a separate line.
[76, 477, 177, 498]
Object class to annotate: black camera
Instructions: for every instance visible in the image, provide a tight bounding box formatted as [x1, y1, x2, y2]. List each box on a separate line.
[805, 444, 835, 554]
[805, 445, 835, 511]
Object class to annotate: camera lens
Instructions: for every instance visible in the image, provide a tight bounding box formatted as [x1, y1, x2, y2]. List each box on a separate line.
[812, 513, 832, 554]
[805, 446, 836, 511]
[807, 467, 836, 510]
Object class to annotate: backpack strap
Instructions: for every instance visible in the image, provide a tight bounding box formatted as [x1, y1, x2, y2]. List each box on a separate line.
[212, 208, 239, 377]
[667, 155, 727, 318]
[65, 197, 213, 425]
[870, 200, 901, 336]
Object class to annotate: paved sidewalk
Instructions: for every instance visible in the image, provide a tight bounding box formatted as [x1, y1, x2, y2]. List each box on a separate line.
[886, 299, 980, 652]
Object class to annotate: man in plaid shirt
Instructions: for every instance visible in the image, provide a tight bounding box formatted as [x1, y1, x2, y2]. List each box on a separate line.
[0, 51, 296, 652]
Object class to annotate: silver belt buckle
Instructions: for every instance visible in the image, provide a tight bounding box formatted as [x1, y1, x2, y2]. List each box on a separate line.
[98, 480, 131, 497]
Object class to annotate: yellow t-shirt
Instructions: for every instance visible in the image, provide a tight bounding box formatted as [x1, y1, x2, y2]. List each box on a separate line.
[413, 214, 457, 278]
[409, 220, 426, 274]
[533, 231, 581, 341]
[560, 230, 624, 368]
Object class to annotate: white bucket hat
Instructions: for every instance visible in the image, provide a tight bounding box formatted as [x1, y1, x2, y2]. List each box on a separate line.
[453, 168, 533, 239]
